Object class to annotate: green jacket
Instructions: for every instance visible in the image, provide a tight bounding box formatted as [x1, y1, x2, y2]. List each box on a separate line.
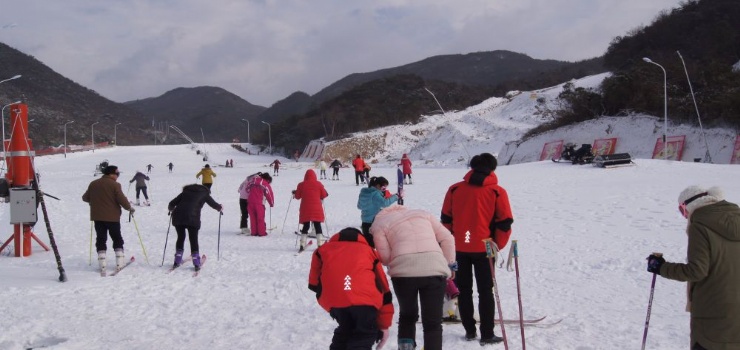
[660, 200, 740, 349]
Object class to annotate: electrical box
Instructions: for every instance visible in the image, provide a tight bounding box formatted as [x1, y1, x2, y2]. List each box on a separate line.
[10, 188, 38, 224]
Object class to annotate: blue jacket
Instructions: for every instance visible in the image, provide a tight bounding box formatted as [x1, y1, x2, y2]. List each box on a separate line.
[357, 187, 398, 223]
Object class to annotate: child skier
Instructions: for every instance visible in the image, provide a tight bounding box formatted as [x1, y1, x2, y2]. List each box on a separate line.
[167, 184, 222, 271]
[246, 173, 274, 236]
[269, 159, 281, 176]
[293, 169, 329, 252]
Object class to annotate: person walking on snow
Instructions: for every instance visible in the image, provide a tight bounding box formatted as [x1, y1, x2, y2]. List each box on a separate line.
[167, 162, 174, 173]
[318, 159, 328, 180]
[440, 153, 513, 346]
[146, 164, 153, 174]
[330, 159, 342, 180]
[195, 164, 216, 189]
[352, 154, 367, 186]
[308, 227, 395, 350]
[293, 169, 329, 252]
[372, 205, 457, 350]
[357, 176, 400, 248]
[82, 165, 135, 273]
[167, 184, 222, 271]
[269, 159, 281, 176]
[129, 171, 150, 206]
[246, 173, 274, 236]
[237, 172, 262, 234]
[646, 186, 740, 350]
[399, 153, 413, 184]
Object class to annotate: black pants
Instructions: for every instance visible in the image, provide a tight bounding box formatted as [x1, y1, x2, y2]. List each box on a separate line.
[239, 198, 249, 228]
[329, 305, 378, 350]
[404, 174, 412, 181]
[320, 169, 326, 178]
[94, 221, 123, 252]
[175, 225, 199, 254]
[332, 168, 339, 177]
[135, 186, 149, 200]
[392, 276, 446, 350]
[361, 222, 374, 248]
[355, 171, 364, 185]
[301, 221, 323, 234]
[203, 183, 212, 190]
[455, 252, 495, 339]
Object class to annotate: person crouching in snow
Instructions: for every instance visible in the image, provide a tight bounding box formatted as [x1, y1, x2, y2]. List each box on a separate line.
[293, 169, 329, 252]
[246, 173, 274, 236]
[167, 184, 222, 271]
[357, 176, 400, 248]
[308, 227, 394, 350]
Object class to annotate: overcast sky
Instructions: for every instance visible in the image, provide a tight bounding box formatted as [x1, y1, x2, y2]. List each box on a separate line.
[1, 0, 684, 107]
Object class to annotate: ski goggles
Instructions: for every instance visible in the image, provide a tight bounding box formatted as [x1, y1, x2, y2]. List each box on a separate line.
[678, 192, 708, 218]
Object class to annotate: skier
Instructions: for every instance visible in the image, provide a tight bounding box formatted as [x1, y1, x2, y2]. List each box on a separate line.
[647, 186, 740, 350]
[308, 227, 394, 350]
[128, 171, 150, 206]
[146, 164, 153, 174]
[82, 165, 135, 273]
[363, 164, 371, 182]
[399, 153, 413, 184]
[167, 184, 222, 271]
[269, 159, 281, 176]
[330, 159, 342, 180]
[237, 172, 262, 234]
[195, 164, 216, 189]
[246, 173, 274, 236]
[293, 169, 329, 252]
[352, 154, 367, 186]
[318, 159, 328, 180]
[167, 162, 174, 173]
[372, 205, 456, 350]
[357, 176, 400, 248]
[440, 153, 513, 345]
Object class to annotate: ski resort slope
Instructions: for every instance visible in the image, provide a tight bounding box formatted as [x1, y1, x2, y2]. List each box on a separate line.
[0, 143, 738, 349]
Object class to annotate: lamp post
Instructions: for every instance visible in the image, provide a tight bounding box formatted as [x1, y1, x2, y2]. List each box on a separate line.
[91, 121, 100, 153]
[642, 57, 668, 160]
[676, 51, 712, 163]
[261, 121, 272, 154]
[114, 122, 122, 146]
[2, 101, 22, 161]
[241, 118, 250, 144]
[64, 120, 74, 158]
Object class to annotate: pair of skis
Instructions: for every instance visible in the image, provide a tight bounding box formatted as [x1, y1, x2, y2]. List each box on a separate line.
[166, 255, 207, 277]
[439, 315, 561, 327]
[100, 256, 135, 277]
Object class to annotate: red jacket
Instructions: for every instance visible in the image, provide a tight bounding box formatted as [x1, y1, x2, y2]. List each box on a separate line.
[308, 229, 394, 329]
[294, 170, 328, 222]
[352, 157, 366, 172]
[441, 169, 513, 252]
[399, 155, 412, 175]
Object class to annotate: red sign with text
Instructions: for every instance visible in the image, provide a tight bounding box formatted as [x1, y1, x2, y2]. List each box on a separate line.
[592, 138, 617, 156]
[652, 135, 685, 161]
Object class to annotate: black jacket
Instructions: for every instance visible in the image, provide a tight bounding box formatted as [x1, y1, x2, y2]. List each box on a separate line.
[168, 184, 221, 229]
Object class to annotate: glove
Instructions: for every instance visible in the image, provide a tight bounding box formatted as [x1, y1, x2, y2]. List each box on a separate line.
[375, 329, 389, 350]
[448, 261, 459, 272]
[292, 190, 296, 195]
[646, 254, 665, 274]
[128, 207, 135, 213]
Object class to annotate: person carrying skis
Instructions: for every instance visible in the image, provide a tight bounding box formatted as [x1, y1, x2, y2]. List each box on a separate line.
[167, 162, 174, 173]
[330, 159, 342, 180]
[352, 154, 367, 186]
[399, 153, 413, 184]
[195, 164, 216, 189]
[237, 172, 262, 235]
[129, 171, 150, 206]
[646, 186, 740, 350]
[357, 176, 400, 248]
[372, 205, 457, 350]
[293, 169, 329, 252]
[146, 164, 153, 174]
[308, 227, 394, 350]
[440, 153, 513, 346]
[269, 159, 281, 176]
[318, 159, 328, 180]
[246, 173, 274, 236]
[82, 165, 135, 273]
[167, 184, 222, 271]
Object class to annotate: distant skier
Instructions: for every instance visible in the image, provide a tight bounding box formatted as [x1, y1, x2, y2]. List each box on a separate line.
[318, 159, 328, 180]
[399, 153, 413, 184]
[146, 164, 153, 174]
[330, 159, 342, 180]
[269, 159, 281, 176]
[293, 169, 329, 252]
[167, 162, 174, 173]
[195, 164, 216, 189]
[167, 184, 222, 271]
[352, 154, 367, 186]
[129, 171, 150, 206]
[246, 173, 274, 236]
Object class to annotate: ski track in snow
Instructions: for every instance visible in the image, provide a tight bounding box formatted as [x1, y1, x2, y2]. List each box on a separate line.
[0, 142, 737, 349]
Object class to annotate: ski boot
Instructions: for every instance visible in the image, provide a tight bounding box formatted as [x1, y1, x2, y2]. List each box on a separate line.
[97, 250, 107, 274]
[114, 248, 125, 270]
[316, 233, 324, 247]
[173, 249, 184, 268]
[192, 253, 202, 271]
[398, 338, 415, 350]
[240, 227, 250, 235]
[298, 233, 308, 253]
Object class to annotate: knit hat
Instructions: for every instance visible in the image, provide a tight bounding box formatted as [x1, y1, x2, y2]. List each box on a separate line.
[678, 185, 724, 216]
[103, 165, 119, 175]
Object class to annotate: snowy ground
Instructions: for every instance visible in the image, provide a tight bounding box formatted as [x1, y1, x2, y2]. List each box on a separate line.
[1, 143, 738, 349]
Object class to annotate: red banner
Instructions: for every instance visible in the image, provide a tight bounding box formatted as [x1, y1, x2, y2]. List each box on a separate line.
[592, 138, 617, 156]
[652, 135, 686, 161]
[731, 134, 740, 164]
[540, 140, 564, 161]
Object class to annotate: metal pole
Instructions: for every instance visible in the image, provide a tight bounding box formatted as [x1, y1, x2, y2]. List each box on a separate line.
[91, 121, 100, 153]
[676, 51, 712, 163]
[64, 120, 74, 158]
[643, 58, 668, 160]
[262, 121, 272, 154]
[114, 122, 122, 146]
[241, 119, 250, 144]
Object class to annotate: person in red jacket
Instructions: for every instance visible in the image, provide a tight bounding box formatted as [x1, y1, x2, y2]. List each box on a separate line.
[293, 169, 329, 252]
[440, 153, 513, 346]
[308, 227, 394, 350]
[352, 154, 367, 186]
[399, 153, 413, 184]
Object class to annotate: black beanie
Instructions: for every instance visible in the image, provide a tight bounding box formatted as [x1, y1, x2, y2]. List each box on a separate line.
[103, 165, 119, 175]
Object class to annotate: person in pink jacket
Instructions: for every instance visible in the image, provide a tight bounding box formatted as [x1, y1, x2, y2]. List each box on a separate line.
[246, 173, 274, 236]
[293, 169, 329, 252]
[371, 205, 456, 350]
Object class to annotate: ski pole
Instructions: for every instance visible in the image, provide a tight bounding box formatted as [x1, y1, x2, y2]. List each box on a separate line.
[130, 213, 150, 264]
[641, 252, 662, 350]
[89, 221, 93, 266]
[483, 238, 509, 350]
[512, 240, 525, 350]
[281, 195, 293, 234]
[35, 184, 67, 282]
[322, 200, 330, 234]
[161, 214, 172, 267]
[217, 211, 223, 261]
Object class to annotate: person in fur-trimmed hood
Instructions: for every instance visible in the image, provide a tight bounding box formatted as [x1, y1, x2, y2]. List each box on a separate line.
[646, 186, 740, 350]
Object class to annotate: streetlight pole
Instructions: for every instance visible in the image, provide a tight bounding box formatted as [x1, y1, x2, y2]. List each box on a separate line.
[643, 57, 668, 160]
[261, 121, 272, 154]
[241, 118, 250, 144]
[676, 51, 712, 163]
[2, 100, 22, 162]
[91, 121, 100, 153]
[64, 120, 74, 158]
[114, 122, 122, 146]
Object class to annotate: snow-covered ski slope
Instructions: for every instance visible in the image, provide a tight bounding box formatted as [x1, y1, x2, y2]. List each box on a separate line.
[1, 142, 737, 349]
